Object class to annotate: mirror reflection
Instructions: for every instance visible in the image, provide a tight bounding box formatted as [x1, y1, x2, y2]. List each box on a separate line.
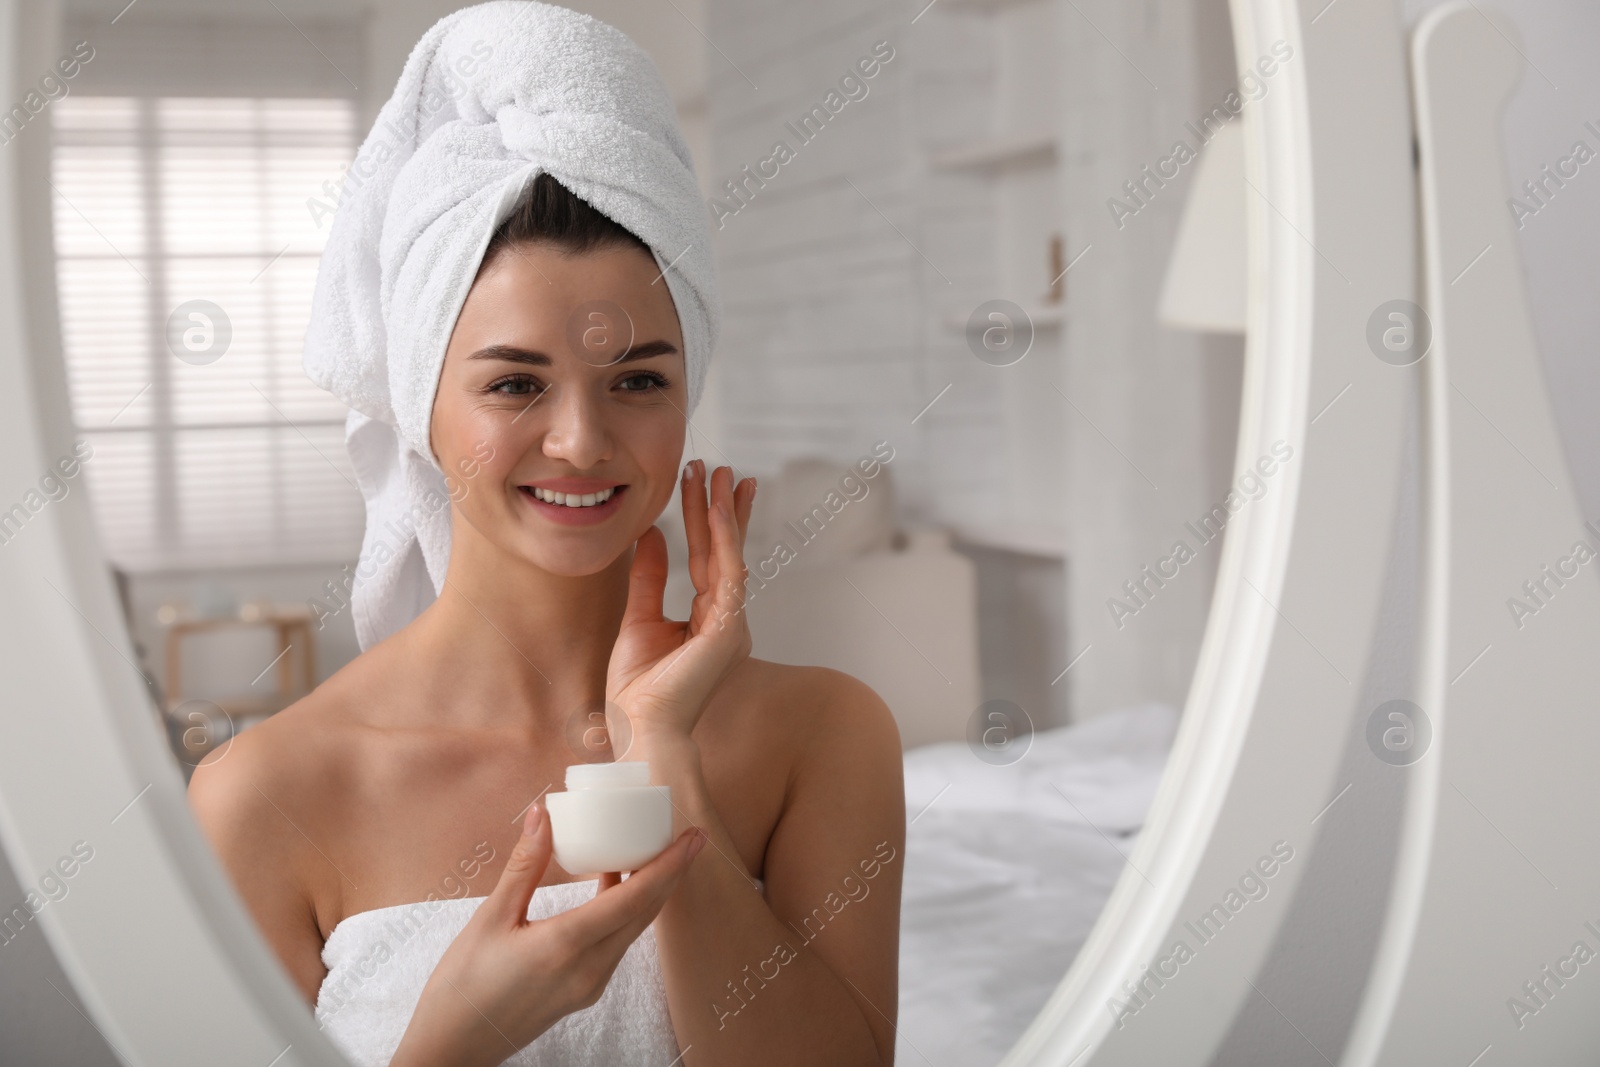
[33, 0, 1249, 1062]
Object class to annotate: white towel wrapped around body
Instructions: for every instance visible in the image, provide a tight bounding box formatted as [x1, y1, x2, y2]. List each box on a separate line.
[303, 1, 720, 651]
[314, 882, 681, 1066]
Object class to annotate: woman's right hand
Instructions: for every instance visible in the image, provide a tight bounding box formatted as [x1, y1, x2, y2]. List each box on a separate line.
[389, 801, 706, 1067]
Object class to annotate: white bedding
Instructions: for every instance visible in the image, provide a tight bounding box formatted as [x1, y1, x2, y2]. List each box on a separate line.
[896, 701, 1180, 1066]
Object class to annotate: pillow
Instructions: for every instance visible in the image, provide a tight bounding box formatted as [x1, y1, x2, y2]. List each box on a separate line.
[744, 455, 897, 569]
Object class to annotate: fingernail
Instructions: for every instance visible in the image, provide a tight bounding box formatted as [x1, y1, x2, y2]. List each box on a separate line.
[524, 802, 541, 835]
[715, 501, 730, 521]
[687, 829, 707, 858]
[683, 463, 692, 482]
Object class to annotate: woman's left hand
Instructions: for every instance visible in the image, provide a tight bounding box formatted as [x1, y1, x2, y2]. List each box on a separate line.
[606, 461, 756, 742]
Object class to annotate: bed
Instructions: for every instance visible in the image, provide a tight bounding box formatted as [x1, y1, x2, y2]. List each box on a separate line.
[895, 701, 1180, 1066]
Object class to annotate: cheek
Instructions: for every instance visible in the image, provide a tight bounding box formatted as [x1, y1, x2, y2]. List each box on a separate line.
[436, 406, 528, 503]
[632, 412, 686, 500]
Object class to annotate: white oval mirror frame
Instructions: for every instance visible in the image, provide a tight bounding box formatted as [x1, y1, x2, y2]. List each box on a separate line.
[1347, 5, 1600, 1062]
[0, 0, 1410, 1061]
[0, 0, 1588, 1063]
[1007, 0, 1421, 1060]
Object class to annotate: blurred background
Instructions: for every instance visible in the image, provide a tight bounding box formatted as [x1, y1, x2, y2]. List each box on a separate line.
[27, 0, 1252, 765]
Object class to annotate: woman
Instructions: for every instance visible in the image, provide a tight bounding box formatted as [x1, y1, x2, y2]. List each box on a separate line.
[186, 5, 903, 1066]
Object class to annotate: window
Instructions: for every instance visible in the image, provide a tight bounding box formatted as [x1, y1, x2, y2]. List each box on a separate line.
[51, 95, 365, 571]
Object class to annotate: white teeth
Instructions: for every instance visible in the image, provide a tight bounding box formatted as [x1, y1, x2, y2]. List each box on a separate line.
[532, 486, 616, 507]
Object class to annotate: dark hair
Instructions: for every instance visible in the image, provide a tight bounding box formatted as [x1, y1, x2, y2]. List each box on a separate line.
[481, 171, 651, 268]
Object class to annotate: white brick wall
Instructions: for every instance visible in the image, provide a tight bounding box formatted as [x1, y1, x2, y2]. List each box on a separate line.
[705, 0, 1240, 722]
[706, 0, 1011, 525]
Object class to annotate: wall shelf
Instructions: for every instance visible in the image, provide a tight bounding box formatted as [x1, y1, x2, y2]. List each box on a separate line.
[948, 520, 1068, 559]
[943, 304, 1067, 332]
[928, 132, 1057, 173]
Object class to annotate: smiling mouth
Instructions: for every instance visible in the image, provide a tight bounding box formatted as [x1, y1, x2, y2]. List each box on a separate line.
[522, 485, 622, 508]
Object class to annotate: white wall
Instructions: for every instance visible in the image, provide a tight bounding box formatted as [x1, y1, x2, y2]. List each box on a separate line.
[1052, 0, 1242, 722]
[121, 564, 362, 702]
[704, 0, 1240, 723]
[704, 0, 1070, 729]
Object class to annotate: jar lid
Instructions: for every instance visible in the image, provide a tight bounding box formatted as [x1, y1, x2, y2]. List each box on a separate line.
[564, 760, 652, 790]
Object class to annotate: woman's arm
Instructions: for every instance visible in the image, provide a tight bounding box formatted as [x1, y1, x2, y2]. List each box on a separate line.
[187, 737, 331, 1006]
[607, 462, 903, 1062]
[635, 670, 905, 1067]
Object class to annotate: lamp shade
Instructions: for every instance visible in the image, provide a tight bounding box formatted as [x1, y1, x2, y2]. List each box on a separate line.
[1158, 118, 1247, 333]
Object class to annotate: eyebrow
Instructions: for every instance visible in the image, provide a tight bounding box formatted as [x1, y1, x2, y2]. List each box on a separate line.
[466, 339, 680, 366]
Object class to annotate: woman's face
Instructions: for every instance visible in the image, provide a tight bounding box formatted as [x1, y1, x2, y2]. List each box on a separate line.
[430, 240, 687, 576]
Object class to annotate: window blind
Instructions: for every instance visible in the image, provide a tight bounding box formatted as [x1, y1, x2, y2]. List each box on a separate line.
[51, 94, 367, 571]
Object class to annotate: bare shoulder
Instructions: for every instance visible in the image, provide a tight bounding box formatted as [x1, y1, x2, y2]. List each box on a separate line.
[187, 652, 371, 821]
[184, 656, 383, 1002]
[185, 634, 402, 866]
[713, 657, 902, 778]
[185, 683, 352, 905]
[731, 661, 906, 1060]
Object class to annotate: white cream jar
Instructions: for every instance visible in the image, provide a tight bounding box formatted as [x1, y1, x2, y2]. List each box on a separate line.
[544, 761, 673, 874]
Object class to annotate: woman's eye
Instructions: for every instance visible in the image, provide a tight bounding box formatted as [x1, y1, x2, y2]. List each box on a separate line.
[488, 375, 540, 396]
[619, 372, 669, 393]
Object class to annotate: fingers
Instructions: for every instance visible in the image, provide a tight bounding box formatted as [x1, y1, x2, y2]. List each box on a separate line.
[706, 477, 749, 634]
[707, 465, 733, 557]
[621, 525, 669, 629]
[590, 830, 710, 965]
[681, 460, 709, 595]
[706, 465, 753, 558]
[684, 461, 756, 598]
[734, 476, 755, 544]
[555, 827, 705, 948]
[483, 801, 554, 927]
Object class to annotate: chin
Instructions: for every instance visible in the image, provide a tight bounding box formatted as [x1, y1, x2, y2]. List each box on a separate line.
[502, 518, 649, 575]
[512, 538, 630, 578]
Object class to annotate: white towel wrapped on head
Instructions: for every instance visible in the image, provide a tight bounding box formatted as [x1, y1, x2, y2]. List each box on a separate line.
[303, 0, 720, 651]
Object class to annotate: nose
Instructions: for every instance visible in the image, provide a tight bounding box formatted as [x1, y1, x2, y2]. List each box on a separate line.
[540, 384, 613, 471]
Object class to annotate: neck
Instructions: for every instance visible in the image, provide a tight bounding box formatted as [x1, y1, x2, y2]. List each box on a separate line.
[400, 515, 633, 734]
